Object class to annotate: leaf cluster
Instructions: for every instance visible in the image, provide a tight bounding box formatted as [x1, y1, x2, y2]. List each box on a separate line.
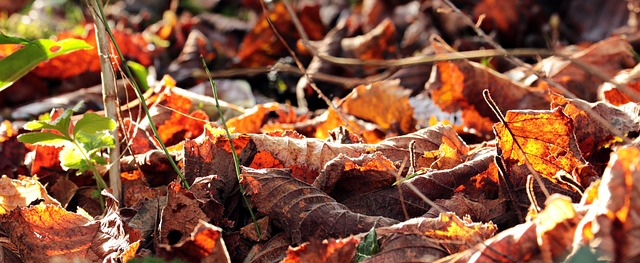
[17, 109, 116, 174]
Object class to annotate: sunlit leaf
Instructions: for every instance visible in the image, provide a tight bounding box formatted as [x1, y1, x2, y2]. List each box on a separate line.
[0, 35, 92, 91]
[17, 132, 68, 147]
[72, 113, 116, 138]
[59, 146, 87, 172]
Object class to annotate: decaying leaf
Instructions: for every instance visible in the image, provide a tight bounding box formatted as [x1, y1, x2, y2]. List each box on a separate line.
[376, 213, 497, 255]
[551, 94, 640, 162]
[0, 175, 60, 214]
[342, 147, 494, 221]
[441, 194, 579, 262]
[240, 167, 398, 244]
[282, 236, 358, 263]
[574, 146, 640, 261]
[158, 220, 231, 263]
[0, 191, 139, 262]
[159, 181, 209, 246]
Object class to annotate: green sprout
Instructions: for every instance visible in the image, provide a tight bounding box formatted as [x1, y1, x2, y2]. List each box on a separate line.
[18, 109, 116, 206]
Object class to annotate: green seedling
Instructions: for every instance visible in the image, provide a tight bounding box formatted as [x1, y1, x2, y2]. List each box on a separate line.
[18, 109, 116, 206]
[355, 225, 379, 262]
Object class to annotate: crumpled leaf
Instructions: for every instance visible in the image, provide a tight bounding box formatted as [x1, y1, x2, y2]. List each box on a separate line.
[536, 36, 636, 102]
[551, 94, 640, 161]
[442, 194, 579, 262]
[158, 220, 231, 263]
[244, 232, 290, 263]
[0, 175, 60, 214]
[342, 147, 494, 221]
[158, 181, 209, 246]
[240, 167, 398, 244]
[313, 152, 397, 201]
[282, 236, 358, 263]
[234, 2, 323, 67]
[0, 191, 139, 262]
[376, 213, 497, 255]
[574, 146, 640, 261]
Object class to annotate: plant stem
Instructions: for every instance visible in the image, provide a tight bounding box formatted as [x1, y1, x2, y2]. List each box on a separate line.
[71, 140, 106, 209]
[87, 0, 122, 203]
[89, 0, 189, 188]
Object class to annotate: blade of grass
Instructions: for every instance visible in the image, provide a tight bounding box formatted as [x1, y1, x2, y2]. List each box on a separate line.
[89, 0, 189, 188]
[200, 55, 261, 238]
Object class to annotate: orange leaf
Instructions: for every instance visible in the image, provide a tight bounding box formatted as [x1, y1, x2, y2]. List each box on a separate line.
[494, 107, 589, 187]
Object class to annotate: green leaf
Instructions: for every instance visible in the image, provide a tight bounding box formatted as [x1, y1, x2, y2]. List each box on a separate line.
[17, 132, 68, 147]
[76, 130, 115, 153]
[48, 109, 73, 137]
[59, 146, 88, 173]
[355, 226, 379, 262]
[72, 113, 116, 138]
[92, 155, 108, 165]
[0, 34, 30, 45]
[126, 61, 150, 91]
[23, 120, 59, 131]
[0, 35, 93, 92]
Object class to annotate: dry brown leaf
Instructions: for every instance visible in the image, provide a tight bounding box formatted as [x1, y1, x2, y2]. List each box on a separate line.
[244, 232, 291, 263]
[158, 220, 231, 263]
[282, 236, 358, 263]
[235, 2, 323, 67]
[313, 152, 397, 201]
[0, 175, 60, 214]
[574, 146, 640, 261]
[341, 79, 417, 135]
[426, 51, 549, 137]
[159, 181, 209, 246]
[377, 213, 497, 255]
[342, 147, 494, 221]
[552, 93, 640, 161]
[240, 167, 398, 244]
[441, 194, 579, 262]
[0, 191, 139, 262]
[537, 36, 636, 102]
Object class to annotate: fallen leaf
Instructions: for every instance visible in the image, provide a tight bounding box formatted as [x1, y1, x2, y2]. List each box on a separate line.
[282, 236, 358, 263]
[0, 191, 139, 262]
[341, 79, 417, 135]
[494, 107, 591, 188]
[0, 175, 60, 214]
[158, 220, 231, 263]
[240, 167, 398, 244]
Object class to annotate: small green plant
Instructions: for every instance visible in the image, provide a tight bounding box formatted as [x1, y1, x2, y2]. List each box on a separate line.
[355, 225, 379, 262]
[17, 109, 116, 203]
